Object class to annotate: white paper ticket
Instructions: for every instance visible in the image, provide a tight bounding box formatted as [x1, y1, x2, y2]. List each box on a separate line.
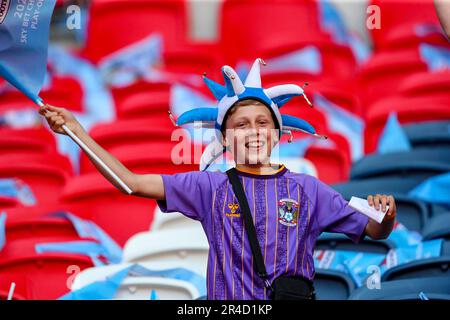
[348, 196, 389, 224]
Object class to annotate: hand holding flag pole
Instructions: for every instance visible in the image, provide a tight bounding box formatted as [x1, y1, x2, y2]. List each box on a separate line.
[0, 0, 132, 195]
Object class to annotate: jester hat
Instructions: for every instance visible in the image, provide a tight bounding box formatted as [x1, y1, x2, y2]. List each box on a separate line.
[173, 58, 326, 171]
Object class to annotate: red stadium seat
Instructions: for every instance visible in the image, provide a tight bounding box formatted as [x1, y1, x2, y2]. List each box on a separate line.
[357, 48, 428, 114]
[83, 142, 200, 174]
[0, 154, 73, 204]
[82, 0, 188, 63]
[263, 72, 362, 115]
[60, 174, 158, 246]
[40, 75, 84, 113]
[0, 196, 19, 210]
[0, 135, 55, 157]
[220, 0, 356, 79]
[369, 0, 442, 50]
[398, 70, 450, 98]
[304, 145, 350, 184]
[0, 127, 57, 152]
[364, 94, 450, 153]
[220, 0, 325, 65]
[0, 253, 93, 300]
[118, 90, 171, 119]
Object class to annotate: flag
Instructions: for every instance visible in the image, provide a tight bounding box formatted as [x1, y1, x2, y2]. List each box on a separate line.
[377, 112, 412, 154]
[0, 0, 56, 104]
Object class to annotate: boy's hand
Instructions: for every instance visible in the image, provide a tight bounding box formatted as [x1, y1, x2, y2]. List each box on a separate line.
[39, 104, 84, 136]
[367, 194, 397, 222]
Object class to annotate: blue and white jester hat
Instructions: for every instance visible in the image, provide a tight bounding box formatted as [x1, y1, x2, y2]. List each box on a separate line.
[172, 58, 326, 171]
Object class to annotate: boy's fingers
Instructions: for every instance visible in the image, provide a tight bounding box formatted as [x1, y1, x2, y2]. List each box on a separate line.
[45, 104, 63, 112]
[388, 195, 395, 215]
[381, 195, 387, 212]
[367, 195, 374, 206]
[374, 194, 381, 210]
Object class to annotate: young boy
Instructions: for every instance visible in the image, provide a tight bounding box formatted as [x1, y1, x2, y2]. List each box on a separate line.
[40, 59, 397, 300]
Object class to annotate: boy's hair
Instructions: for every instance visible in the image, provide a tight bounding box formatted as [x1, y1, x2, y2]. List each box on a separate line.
[221, 99, 280, 135]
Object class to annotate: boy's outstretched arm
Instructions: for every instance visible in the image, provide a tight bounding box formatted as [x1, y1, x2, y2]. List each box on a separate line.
[364, 194, 397, 240]
[39, 104, 165, 200]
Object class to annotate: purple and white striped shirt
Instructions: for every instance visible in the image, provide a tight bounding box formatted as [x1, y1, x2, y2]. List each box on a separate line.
[157, 165, 369, 300]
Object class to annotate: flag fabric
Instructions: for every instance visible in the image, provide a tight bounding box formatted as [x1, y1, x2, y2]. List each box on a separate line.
[0, 0, 56, 104]
[377, 112, 412, 154]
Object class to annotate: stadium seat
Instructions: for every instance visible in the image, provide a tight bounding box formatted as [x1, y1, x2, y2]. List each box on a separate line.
[364, 94, 450, 153]
[357, 49, 428, 109]
[422, 213, 450, 241]
[381, 256, 450, 282]
[316, 233, 395, 255]
[151, 207, 202, 231]
[263, 73, 362, 116]
[0, 253, 94, 300]
[83, 0, 188, 63]
[402, 120, 450, 149]
[39, 75, 84, 113]
[0, 196, 19, 210]
[0, 208, 89, 259]
[60, 173, 157, 246]
[0, 154, 73, 204]
[304, 145, 350, 184]
[332, 176, 422, 197]
[369, 0, 443, 50]
[72, 261, 203, 300]
[314, 268, 356, 300]
[220, 0, 357, 79]
[81, 142, 200, 174]
[220, 0, 325, 65]
[399, 70, 450, 98]
[123, 228, 209, 277]
[349, 276, 450, 300]
[117, 90, 171, 120]
[350, 148, 450, 181]
[0, 127, 57, 155]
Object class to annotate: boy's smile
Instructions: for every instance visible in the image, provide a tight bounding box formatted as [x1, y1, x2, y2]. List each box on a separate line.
[222, 101, 279, 169]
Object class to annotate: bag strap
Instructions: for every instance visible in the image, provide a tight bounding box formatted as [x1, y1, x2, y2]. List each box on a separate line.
[226, 168, 272, 289]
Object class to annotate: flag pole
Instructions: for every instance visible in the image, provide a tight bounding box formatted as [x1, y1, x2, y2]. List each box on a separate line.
[36, 98, 133, 195]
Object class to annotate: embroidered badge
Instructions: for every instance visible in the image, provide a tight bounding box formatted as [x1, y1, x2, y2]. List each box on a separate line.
[226, 203, 240, 218]
[278, 198, 299, 227]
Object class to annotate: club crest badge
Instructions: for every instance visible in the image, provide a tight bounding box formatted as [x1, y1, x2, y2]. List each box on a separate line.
[278, 198, 299, 227]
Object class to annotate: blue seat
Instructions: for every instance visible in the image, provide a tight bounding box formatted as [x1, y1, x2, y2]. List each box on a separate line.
[314, 269, 356, 300]
[422, 213, 450, 241]
[317, 233, 395, 254]
[332, 176, 421, 196]
[349, 277, 450, 300]
[382, 241, 450, 281]
[350, 147, 450, 181]
[403, 121, 450, 149]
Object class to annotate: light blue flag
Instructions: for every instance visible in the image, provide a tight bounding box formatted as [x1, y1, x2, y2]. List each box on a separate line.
[0, 0, 56, 104]
[46, 212, 123, 264]
[318, 0, 370, 63]
[314, 94, 365, 161]
[59, 265, 133, 300]
[98, 33, 162, 87]
[59, 264, 207, 300]
[377, 112, 412, 154]
[419, 44, 450, 71]
[264, 46, 322, 74]
[408, 172, 450, 206]
[0, 178, 36, 205]
[0, 211, 6, 251]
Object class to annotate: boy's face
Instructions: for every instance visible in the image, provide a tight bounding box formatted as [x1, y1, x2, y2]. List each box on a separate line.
[222, 103, 279, 166]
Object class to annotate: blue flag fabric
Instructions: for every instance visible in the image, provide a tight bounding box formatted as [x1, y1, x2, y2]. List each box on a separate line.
[377, 112, 412, 154]
[38, 212, 123, 264]
[0, 0, 56, 104]
[0, 211, 6, 251]
[408, 172, 450, 207]
[59, 264, 207, 300]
